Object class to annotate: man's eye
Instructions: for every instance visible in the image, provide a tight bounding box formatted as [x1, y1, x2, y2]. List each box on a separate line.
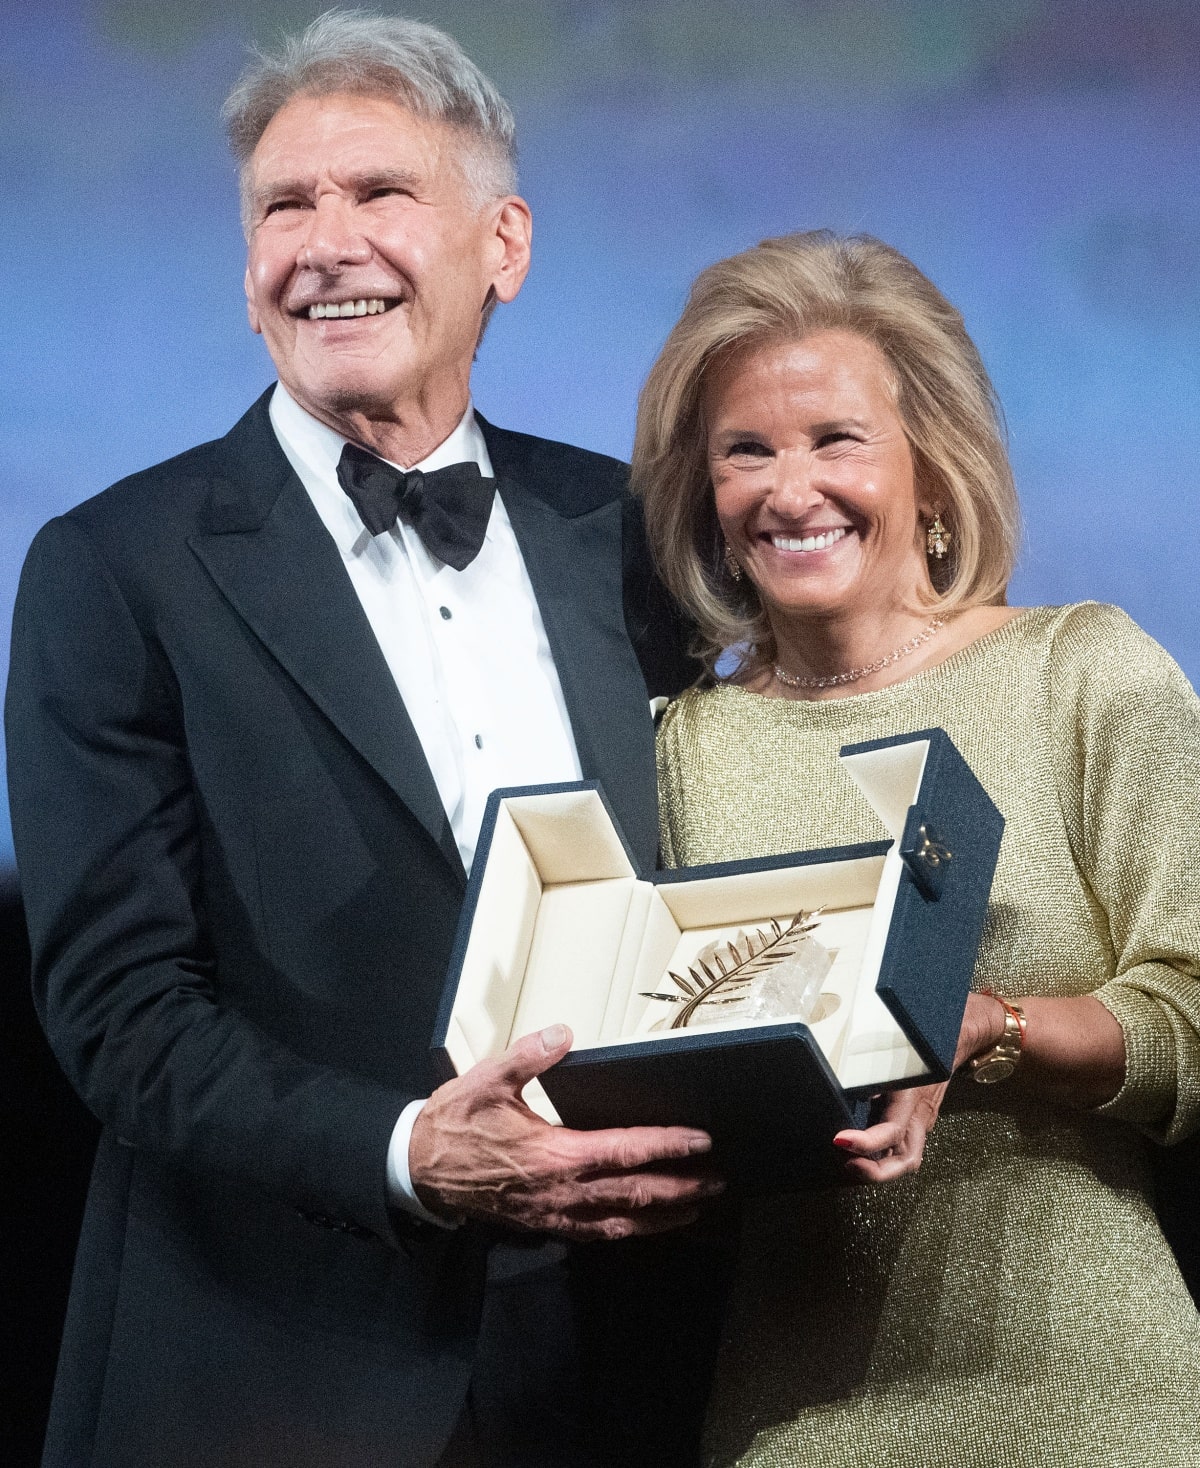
[264, 199, 308, 216]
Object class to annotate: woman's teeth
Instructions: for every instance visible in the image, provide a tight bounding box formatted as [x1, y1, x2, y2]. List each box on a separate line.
[771, 528, 849, 553]
[308, 299, 390, 319]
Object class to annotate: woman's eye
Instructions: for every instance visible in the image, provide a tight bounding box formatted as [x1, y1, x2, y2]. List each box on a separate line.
[816, 431, 857, 449]
[727, 440, 770, 458]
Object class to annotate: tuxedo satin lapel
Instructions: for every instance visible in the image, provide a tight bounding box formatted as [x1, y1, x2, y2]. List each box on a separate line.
[190, 423, 464, 881]
[496, 472, 660, 872]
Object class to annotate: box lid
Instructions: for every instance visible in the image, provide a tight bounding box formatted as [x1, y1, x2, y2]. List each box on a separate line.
[839, 727, 1005, 1078]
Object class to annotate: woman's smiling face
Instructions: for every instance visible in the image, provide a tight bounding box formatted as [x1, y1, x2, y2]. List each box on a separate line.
[705, 328, 934, 631]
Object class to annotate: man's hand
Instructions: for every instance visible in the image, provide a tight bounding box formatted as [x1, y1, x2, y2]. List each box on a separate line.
[408, 1024, 722, 1241]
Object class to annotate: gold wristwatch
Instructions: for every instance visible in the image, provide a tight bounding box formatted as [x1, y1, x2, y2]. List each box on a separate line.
[969, 992, 1026, 1085]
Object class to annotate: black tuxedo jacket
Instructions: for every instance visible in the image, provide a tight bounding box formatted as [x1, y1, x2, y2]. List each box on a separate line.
[6, 393, 706, 1468]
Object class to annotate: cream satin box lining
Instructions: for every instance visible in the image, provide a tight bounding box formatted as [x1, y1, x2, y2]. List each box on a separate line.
[440, 739, 934, 1124]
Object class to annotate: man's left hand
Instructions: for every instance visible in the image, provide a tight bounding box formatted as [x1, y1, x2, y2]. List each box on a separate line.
[408, 1023, 723, 1240]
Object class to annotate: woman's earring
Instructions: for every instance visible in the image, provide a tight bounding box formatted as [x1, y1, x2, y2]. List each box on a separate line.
[926, 513, 952, 561]
[723, 541, 743, 582]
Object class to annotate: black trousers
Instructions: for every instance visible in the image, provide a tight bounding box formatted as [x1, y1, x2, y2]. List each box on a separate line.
[446, 1222, 736, 1468]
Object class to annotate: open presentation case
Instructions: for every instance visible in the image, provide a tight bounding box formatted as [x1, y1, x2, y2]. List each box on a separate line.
[433, 728, 1004, 1191]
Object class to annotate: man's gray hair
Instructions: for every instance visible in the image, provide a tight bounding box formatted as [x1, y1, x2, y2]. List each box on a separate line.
[223, 7, 518, 227]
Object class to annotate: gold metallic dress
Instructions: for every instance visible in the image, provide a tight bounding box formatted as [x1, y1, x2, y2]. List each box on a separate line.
[657, 604, 1200, 1468]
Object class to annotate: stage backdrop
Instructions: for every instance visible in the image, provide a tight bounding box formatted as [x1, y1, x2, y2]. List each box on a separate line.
[2, 0, 1198, 867]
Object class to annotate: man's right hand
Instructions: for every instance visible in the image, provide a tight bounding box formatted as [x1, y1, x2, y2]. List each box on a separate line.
[408, 1024, 722, 1241]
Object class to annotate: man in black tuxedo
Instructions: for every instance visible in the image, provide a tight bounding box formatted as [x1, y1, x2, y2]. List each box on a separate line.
[6, 12, 724, 1467]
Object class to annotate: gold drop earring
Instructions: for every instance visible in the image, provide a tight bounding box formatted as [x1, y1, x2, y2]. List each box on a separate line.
[723, 541, 743, 581]
[926, 512, 951, 561]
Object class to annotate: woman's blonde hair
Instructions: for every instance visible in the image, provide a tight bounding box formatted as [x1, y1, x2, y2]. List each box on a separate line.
[631, 230, 1021, 674]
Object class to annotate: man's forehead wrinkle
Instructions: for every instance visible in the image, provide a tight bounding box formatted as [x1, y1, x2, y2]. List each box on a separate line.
[252, 163, 425, 204]
[355, 165, 426, 191]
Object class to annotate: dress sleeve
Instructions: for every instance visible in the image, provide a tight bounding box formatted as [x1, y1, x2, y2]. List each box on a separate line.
[1048, 602, 1200, 1143]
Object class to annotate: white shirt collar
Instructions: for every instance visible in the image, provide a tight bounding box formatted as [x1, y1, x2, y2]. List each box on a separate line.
[268, 383, 493, 555]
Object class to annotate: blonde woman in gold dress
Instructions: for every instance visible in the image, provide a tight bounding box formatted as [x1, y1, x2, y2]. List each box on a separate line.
[633, 231, 1200, 1468]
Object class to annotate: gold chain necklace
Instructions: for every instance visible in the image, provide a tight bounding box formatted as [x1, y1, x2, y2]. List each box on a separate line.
[773, 618, 946, 691]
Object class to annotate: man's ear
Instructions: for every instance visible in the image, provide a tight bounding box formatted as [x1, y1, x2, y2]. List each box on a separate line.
[244, 266, 262, 335]
[488, 197, 533, 306]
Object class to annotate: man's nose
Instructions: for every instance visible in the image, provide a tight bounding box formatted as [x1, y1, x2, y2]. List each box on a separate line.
[298, 195, 371, 273]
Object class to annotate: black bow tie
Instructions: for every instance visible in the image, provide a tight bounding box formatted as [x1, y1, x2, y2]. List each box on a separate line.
[335, 442, 496, 571]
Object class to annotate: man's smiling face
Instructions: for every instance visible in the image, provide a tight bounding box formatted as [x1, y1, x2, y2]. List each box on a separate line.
[243, 91, 529, 439]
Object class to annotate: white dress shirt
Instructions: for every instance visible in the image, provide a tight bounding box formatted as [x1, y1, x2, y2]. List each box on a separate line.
[269, 384, 583, 1223]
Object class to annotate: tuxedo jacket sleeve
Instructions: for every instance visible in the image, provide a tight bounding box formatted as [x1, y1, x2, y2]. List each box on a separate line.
[5, 392, 697, 1468]
[9, 437, 424, 1243]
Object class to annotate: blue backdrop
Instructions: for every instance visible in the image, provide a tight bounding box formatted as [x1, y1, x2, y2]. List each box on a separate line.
[3, 0, 1198, 866]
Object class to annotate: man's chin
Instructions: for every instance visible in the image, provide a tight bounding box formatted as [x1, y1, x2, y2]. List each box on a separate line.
[285, 376, 403, 427]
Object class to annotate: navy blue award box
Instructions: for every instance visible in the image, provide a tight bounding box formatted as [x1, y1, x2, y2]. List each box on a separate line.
[432, 728, 1004, 1192]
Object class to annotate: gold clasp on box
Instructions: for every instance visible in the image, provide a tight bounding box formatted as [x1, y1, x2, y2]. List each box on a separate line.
[900, 821, 952, 901]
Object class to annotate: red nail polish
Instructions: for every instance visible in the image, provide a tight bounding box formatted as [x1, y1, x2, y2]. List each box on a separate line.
[832, 1136, 855, 1150]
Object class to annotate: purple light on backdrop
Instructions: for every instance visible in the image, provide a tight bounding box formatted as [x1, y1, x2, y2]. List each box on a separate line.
[2, 1, 1198, 863]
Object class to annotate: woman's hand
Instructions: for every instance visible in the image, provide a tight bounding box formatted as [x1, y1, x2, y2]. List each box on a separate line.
[831, 993, 1009, 1183]
[832, 1077, 949, 1183]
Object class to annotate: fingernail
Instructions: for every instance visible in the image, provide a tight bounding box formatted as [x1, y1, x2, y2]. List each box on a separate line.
[541, 1024, 568, 1050]
[687, 1135, 713, 1155]
[832, 1136, 855, 1150]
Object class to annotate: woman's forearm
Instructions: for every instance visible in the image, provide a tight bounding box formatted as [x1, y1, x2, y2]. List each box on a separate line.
[835, 992, 1128, 1183]
[957, 992, 1126, 1110]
